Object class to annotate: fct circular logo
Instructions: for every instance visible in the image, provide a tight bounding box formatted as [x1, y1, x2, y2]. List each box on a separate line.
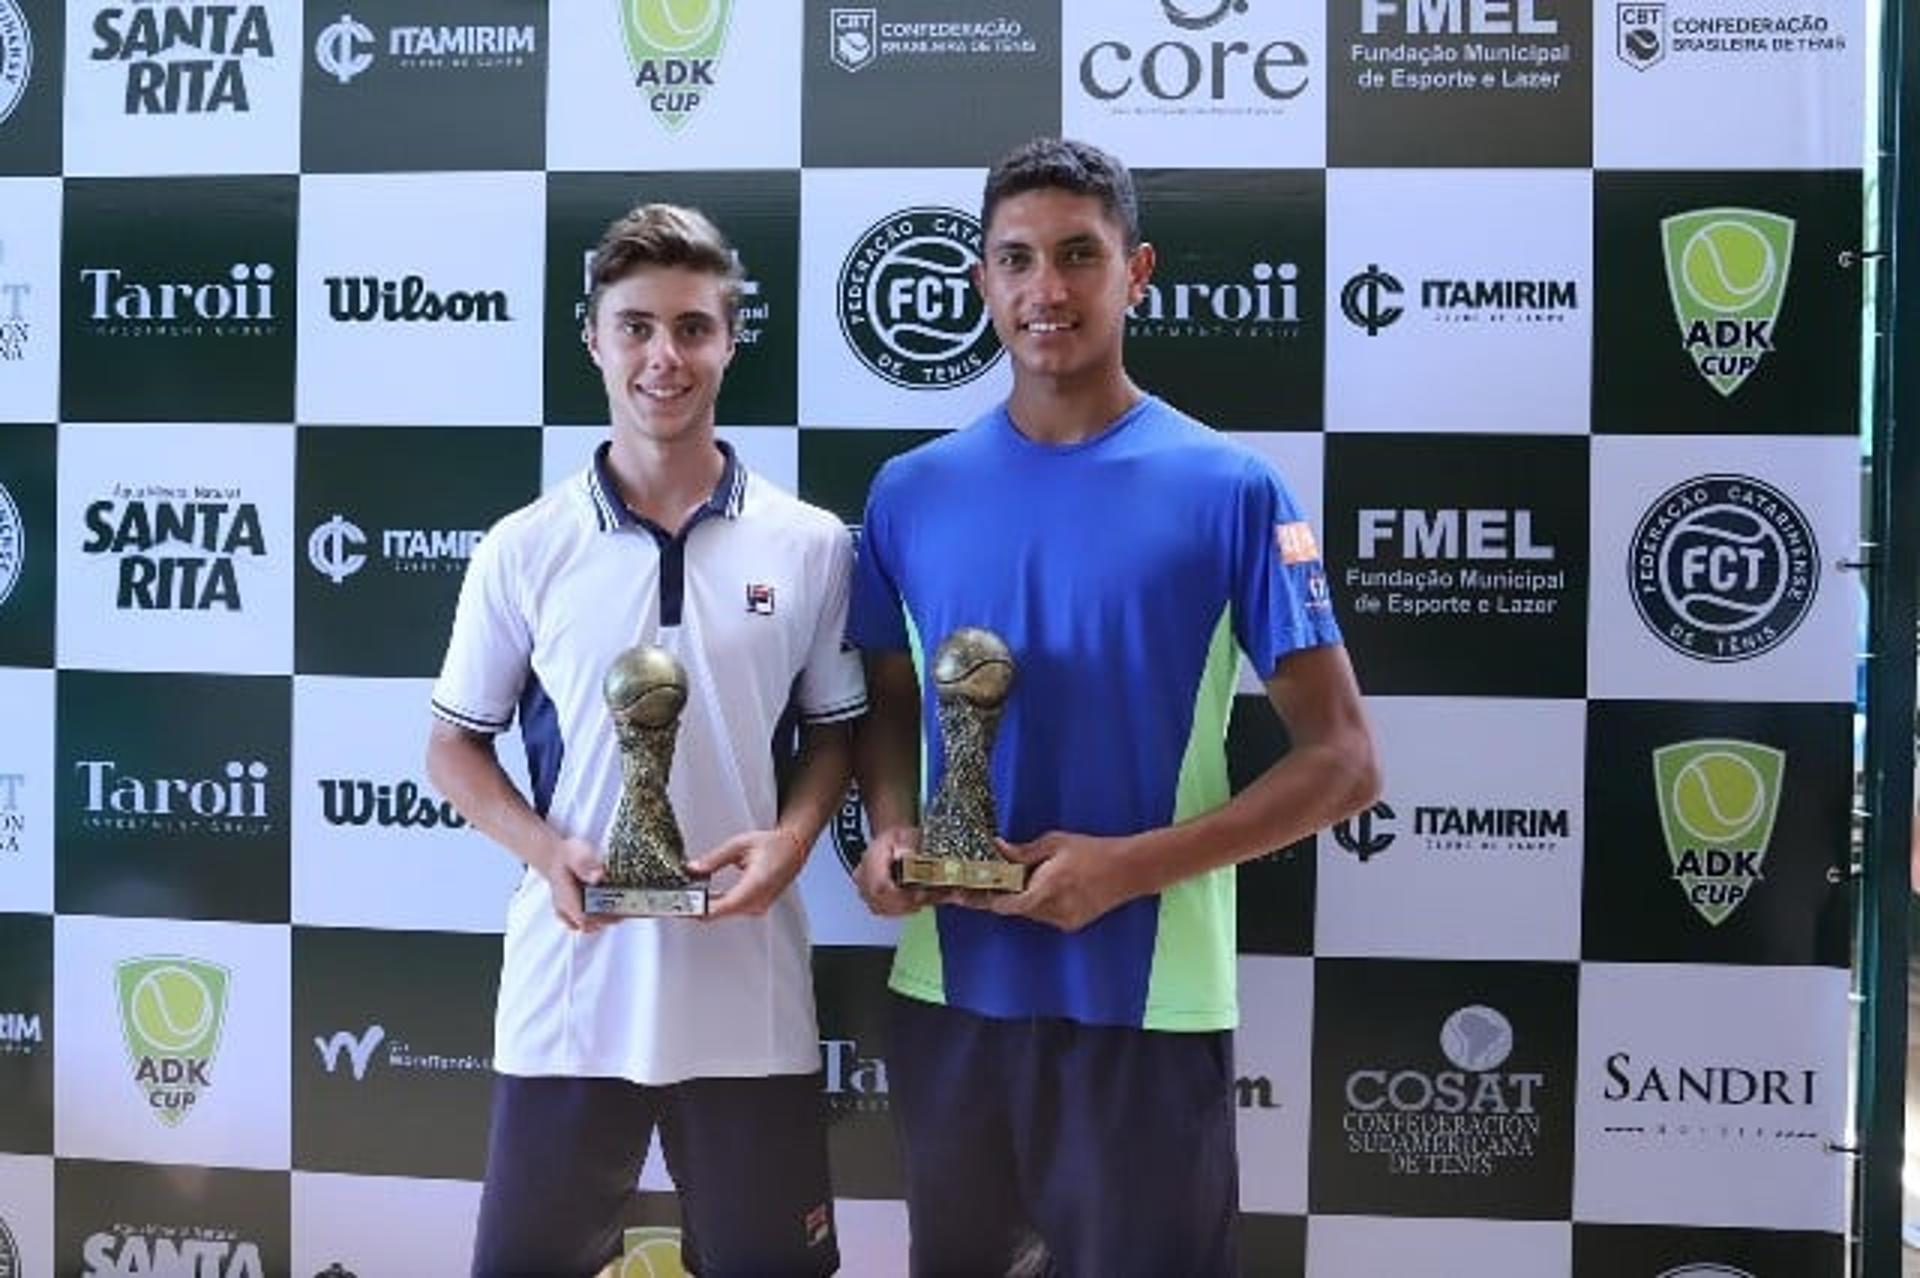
[0, 479, 22, 609]
[1629, 474, 1819, 663]
[0, 0, 31, 127]
[837, 207, 1002, 390]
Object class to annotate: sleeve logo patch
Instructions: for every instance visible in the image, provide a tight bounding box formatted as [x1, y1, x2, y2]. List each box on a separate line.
[1276, 521, 1321, 565]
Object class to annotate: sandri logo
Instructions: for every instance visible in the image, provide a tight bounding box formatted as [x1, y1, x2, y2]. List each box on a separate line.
[1661, 208, 1794, 397]
[620, 0, 733, 131]
[1653, 740, 1784, 926]
[116, 956, 230, 1127]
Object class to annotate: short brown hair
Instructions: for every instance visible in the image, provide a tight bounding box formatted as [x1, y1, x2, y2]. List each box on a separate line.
[584, 203, 745, 332]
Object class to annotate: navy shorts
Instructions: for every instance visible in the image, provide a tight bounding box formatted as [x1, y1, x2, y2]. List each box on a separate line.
[888, 994, 1240, 1278]
[470, 1072, 839, 1278]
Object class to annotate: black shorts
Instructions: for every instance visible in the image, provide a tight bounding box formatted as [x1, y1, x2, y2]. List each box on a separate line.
[470, 1071, 838, 1278]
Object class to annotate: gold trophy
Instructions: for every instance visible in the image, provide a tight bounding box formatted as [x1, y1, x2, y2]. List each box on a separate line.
[585, 645, 708, 917]
[895, 627, 1028, 893]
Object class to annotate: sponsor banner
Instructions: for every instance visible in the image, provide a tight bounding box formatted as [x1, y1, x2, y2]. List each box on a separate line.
[302, 0, 547, 172]
[55, 1158, 287, 1278]
[60, 176, 297, 422]
[0, 669, 52, 914]
[0, 0, 62, 175]
[1129, 169, 1324, 429]
[0, 422, 53, 669]
[0, 177, 60, 422]
[296, 172, 544, 426]
[290, 675, 527, 933]
[292, 927, 498, 1180]
[543, 170, 799, 427]
[292, 1171, 482, 1278]
[1587, 435, 1857, 702]
[1325, 433, 1590, 697]
[1061, 0, 1325, 168]
[1596, 0, 1866, 169]
[1236, 956, 1313, 1214]
[1571, 1221, 1843, 1277]
[1307, 1216, 1572, 1276]
[0, 913, 50, 1154]
[1583, 701, 1850, 966]
[1326, 168, 1591, 434]
[1592, 170, 1861, 434]
[1317, 697, 1584, 961]
[58, 423, 293, 675]
[798, 169, 1011, 428]
[813, 946, 902, 1200]
[294, 427, 539, 677]
[802, 0, 1059, 167]
[55, 670, 291, 923]
[63, 0, 299, 176]
[1328, 0, 1592, 166]
[1310, 958, 1578, 1218]
[53, 914, 289, 1168]
[547, 0, 800, 171]
[1574, 963, 1847, 1232]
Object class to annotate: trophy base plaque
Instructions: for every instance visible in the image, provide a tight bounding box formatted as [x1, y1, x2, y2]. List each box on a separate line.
[893, 855, 1028, 893]
[583, 884, 709, 917]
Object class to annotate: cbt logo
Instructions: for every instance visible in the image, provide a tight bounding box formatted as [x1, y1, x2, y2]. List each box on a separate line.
[1617, 4, 1666, 69]
[1662, 208, 1794, 397]
[1629, 474, 1819, 662]
[116, 956, 230, 1126]
[837, 208, 1001, 389]
[1653, 740, 1784, 925]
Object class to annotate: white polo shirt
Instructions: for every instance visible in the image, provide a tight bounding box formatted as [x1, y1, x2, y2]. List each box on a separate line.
[432, 442, 866, 1085]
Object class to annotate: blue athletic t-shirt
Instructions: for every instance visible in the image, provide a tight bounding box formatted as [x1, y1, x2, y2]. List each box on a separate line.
[848, 395, 1341, 1030]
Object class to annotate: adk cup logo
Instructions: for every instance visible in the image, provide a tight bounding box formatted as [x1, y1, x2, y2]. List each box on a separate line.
[837, 207, 1002, 390]
[621, 0, 734, 131]
[1662, 208, 1794, 397]
[1629, 474, 1818, 662]
[1653, 739, 1784, 926]
[116, 956, 230, 1127]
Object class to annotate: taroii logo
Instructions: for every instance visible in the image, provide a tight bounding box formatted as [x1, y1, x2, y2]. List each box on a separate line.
[313, 14, 374, 84]
[1342, 265, 1576, 335]
[1661, 208, 1794, 397]
[617, 1226, 688, 1278]
[1359, 0, 1557, 35]
[822, 1037, 888, 1113]
[828, 8, 876, 72]
[829, 784, 868, 874]
[82, 1224, 265, 1278]
[1343, 1004, 1545, 1177]
[0, 1006, 41, 1057]
[621, 0, 733, 130]
[0, 1212, 17, 1278]
[1079, 0, 1310, 114]
[313, 1023, 385, 1080]
[1129, 257, 1300, 341]
[1332, 799, 1396, 860]
[116, 956, 230, 1126]
[76, 757, 273, 836]
[1629, 475, 1819, 662]
[1653, 739, 1784, 926]
[308, 514, 482, 583]
[81, 263, 279, 339]
[0, 479, 22, 609]
[0, 772, 21, 855]
[838, 208, 1002, 390]
[316, 14, 537, 82]
[80, 489, 267, 611]
[89, 3, 275, 115]
[0, 0, 31, 127]
[1617, 4, 1666, 69]
[324, 275, 511, 323]
[0, 240, 32, 363]
[319, 778, 466, 829]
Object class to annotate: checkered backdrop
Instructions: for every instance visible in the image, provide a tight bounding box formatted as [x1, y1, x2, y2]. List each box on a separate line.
[0, 1, 1871, 1274]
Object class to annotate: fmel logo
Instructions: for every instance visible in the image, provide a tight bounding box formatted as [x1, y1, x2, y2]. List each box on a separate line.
[838, 208, 1001, 389]
[0, 0, 29, 127]
[621, 0, 733, 130]
[116, 955, 230, 1126]
[80, 487, 268, 611]
[89, 3, 276, 114]
[1662, 208, 1794, 397]
[1654, 739, 1784, 925]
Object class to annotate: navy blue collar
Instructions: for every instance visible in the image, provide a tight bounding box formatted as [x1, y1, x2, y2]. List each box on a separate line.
[587, 439, 746, 535]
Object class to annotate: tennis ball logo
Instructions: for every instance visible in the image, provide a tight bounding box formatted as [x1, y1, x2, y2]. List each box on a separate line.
[1652, 740, 1785, 927]
[129, 965, 217, 1053]
[116, 956, 230, 1127]
[616, 1227, 688, 1278]
[1661, 208, 1794, 397]
[630, 0, 724, 51]
[1669, 748, 1768, 843]
[1677, 220, 1779, 316]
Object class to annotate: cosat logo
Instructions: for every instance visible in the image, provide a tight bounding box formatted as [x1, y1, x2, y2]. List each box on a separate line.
[116, 955, 229, 1126]
[1332, 799, 1395, 860]
[314, 1023, 385, 1080]
[838, 208, 1002, 390]
[0, 240, 32, 363]
[313, 14, 374, 84]
[81, 486, 267, 612]
[0, 479, 22, 609]
[621, 0, 733, 130]
[617, 1226, 688, 1278]
[1617, 3, 1666, 69]
[89, 2, 275, 115]
[82, 1224, 264, 1278]
[80, 263, 280, 339]
[1653, 739, 1784, 925]
[1662, 208, 1794, 397]
[0, 772, 21, 855]
[0, 0, 28, 127]
[325, 275, 511, 323]
[1629, 474, 1819, 662]
[1078, 0, 1310, 115]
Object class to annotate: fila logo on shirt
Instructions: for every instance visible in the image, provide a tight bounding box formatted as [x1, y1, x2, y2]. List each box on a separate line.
[746, 582, 775, 615]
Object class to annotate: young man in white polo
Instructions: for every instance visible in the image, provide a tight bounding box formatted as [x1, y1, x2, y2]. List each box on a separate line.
[427, 204, 862, 1277]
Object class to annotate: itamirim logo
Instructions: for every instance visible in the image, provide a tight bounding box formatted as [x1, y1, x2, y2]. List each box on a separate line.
[620, 0, 733, 131]
[116, 955, 231, 1127]
[617, 1226, 688, 1278]
[1661, 207, 1795, 397]
[1653, 739, 1784, 926]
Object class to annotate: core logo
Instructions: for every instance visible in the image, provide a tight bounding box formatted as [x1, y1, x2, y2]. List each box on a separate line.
[837, 208, 1001, 390]
[1661, 208, 1794, 397]
[89, 2, 276, 115]
[116, 955, 229, 1126]
[1653, 739, 1784, 925]
[621, 0, 733, 130]
[1078, 0, 1310, 112]
[1629, 474, 1818, 662]
[0, 0, 30, 126]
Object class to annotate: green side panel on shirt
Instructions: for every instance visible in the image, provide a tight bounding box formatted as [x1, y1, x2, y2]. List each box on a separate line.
[887, 607, 947, 1004]
[1144, 607, 1240, 1031]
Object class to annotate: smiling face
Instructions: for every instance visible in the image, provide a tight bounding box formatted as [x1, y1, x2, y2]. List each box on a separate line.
[585, 265, 737, 448]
